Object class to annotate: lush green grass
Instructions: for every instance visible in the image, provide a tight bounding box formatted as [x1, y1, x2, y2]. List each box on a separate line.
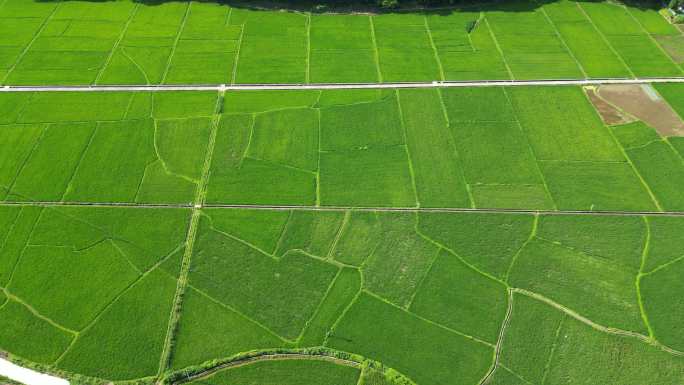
[0, 206, 42, 286]
[361, 212, 438, 307]
[371, 14, 441, 82]
[623, 140, 684, 211]
[0, 299, 73, 364]
[397, 88, 470, 208]
[644, 216, 684, 272]
[189, 218, 338, 340]
[165, 3, 240, 84]
[275, 210, 345, 258]
[654, 83, 684, 119]
[409, 248, 508, 343]
[540, 160, 657, 211]
[536, 214, 646, 271]
[611, 121, 661, 149]
[507, 86, 624, 162]
[188, 359, 360, 385]
[1, 0, 682, 85]
[502, 293, 684, 385]
[418, 211, 535, 280]
[330, 211, 381, 266]
[509, 237, 647, 333]
[541, 1, 631, 78]
[204, 208, 289, 254]
[58, 268, 177, 380]
[319, 146, 416, 207]
[426, 11, 510, 81]
[299, 268, 361, 346]
[327, 292, 492, 385]
[485, 4, 583, 80]
[309, 14, 379, 83]
[170, 287, 284, 369]
[579, 1, 682, 78]
[231, 9, 307, 84]
[641, 259, 684, 351]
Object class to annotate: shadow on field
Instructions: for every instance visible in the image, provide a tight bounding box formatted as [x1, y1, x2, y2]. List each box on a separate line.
[32, 0, 663, 15]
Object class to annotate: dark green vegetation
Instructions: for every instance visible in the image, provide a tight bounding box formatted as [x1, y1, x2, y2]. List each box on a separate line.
[5, 86, 678, 211]
[2, 202, 684, 384]
[0, 0, 682, 85]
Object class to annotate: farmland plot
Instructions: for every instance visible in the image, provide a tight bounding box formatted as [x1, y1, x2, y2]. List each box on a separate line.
[0, 203, 683, 383]
[0, 205, 190, 379]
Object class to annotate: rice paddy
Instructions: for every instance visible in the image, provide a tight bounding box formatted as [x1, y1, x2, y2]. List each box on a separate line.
[1, 0, 684, 384]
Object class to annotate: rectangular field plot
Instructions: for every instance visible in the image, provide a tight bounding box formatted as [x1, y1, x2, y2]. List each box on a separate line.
[4, 1, 135, 85]
[371, 13, 442, 82]
[484, 3, 584, 80]
[0, 204, 190, 380]
[540, 0, 631, 78]
[1, 85, 680, 212]
[2, 205, 684, 383]
[0, 0, 683, 85]
[98, 2, 189, 85]
[230, 9, 307, 84]
[309, 14, 379, 83]
[164, 3, 240, 84]
[0, 91, 217, 204]
[578, 1, 682, 78]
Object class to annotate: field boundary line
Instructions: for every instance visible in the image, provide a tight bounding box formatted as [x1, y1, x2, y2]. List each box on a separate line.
[0, 288, 78, 336]
[363, 290, 495, 348]
[502, 87, 559, 210]
[504, 214, 538, 282]
[423, 16, 445, 81]
[635, 216, 655, 339]
[229, 9, 244, 85]
[540, 313, 565, 385]
[394, 89, 420, 208]
[478, 288, 514, 385]
[513, 288, 684, 356]
[622, 4, 684, 74]
[157, 91, 224, 378]
[575, 2, 636, 79]
[326, 211, 349, 259]
[185, 282, 292, 344]
[3, 124, 47, 200]
[404, 245, 441, 310]
[305, 13, 312, 84]
[94, 3, 140, 85]
[538, 5, 588, 79]
[642, 253, 684, 276]
[160, 2, 192, 84]
[59, 123, 98, 201]
[416, 228, 508, 288]
[3, 200, 684, 217]
[482, 16, 514, 81]
[295, 268, 342, 344]
[368, 16, 383, 83]
[436, 88, 475, 208]
[597, 90, 664, 211]
[168, 351, 362, 385]
[1, 2, 61, 85]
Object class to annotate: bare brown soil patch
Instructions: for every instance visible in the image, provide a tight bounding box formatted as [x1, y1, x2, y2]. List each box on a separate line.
[584, 86, 636, 126]
[597, 84, 684, 137]
[655, 34, 684, 63]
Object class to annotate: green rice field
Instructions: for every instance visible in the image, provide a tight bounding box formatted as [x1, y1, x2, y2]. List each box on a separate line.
[1, 0, 684, 383]
[0, 0, 683, 85]
[0, 82, 683, 384]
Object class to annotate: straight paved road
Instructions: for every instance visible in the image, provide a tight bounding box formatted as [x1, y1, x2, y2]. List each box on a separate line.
[2, 77, 684, 92]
